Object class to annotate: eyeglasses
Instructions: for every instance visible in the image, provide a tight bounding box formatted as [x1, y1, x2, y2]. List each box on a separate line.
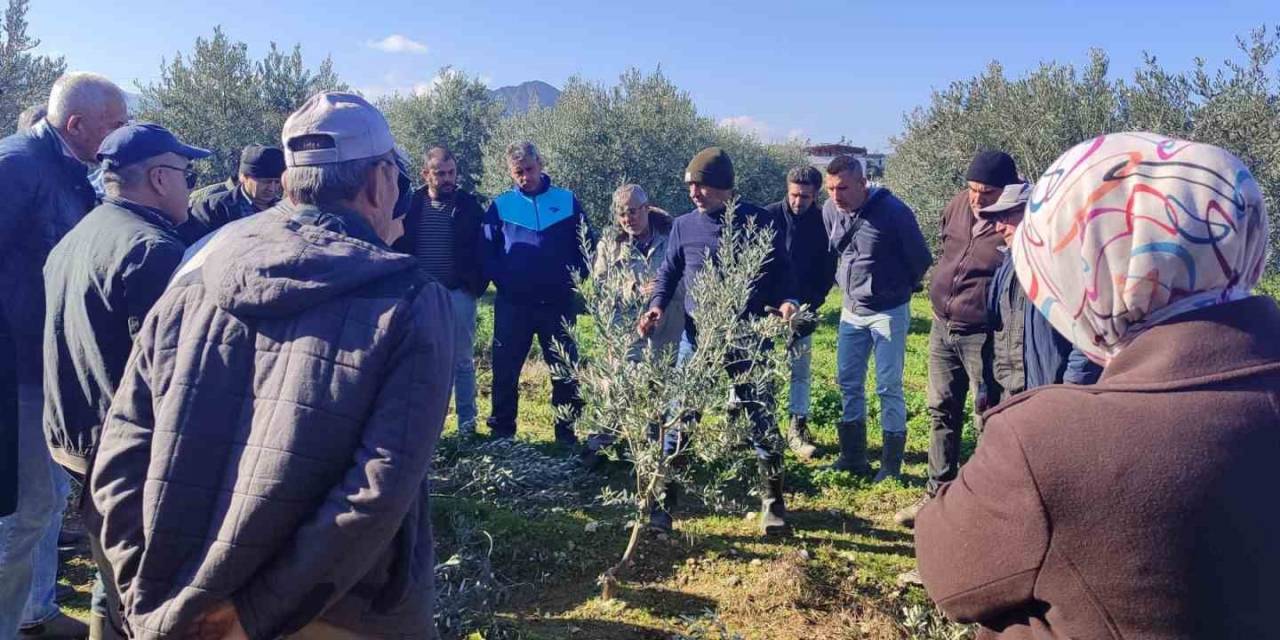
[153, 164, 198, 189]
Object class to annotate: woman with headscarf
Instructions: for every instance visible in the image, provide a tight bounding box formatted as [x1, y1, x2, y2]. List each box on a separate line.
[914, 132, 1280, 638]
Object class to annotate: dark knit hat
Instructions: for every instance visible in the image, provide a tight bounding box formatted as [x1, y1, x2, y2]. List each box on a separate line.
[685, 147, 734, 190]
[965, 150, 1018, 188]
[239, 144, 286, 179]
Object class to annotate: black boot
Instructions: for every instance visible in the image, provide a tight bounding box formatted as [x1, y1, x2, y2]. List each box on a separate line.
[786, 415, 818, 460]
[757, 458, 789, 536]
[648, 480, 678, 534]
[873, 432, 907, 483]
[830, 420, 873, 476]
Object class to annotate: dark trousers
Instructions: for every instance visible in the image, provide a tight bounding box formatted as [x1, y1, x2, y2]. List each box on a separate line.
[75, 475, 125, 636]
[487, 295, 582, 441]
[925, 320, 999, 494]
[661, 323, 783, 463]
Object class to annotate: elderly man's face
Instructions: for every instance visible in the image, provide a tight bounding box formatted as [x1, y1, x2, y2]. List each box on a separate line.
[509, 157, 543, 193]
[616, 197, 650, 238]
[67, 95, 129, 163]
[241, 175, 282, 211]
[992, 207, 1026, 244]
[967, 181, 1002, 217]
[688, 182, 731, 213]
[424, 157, 458, 197]
[786, 182, 818, 214]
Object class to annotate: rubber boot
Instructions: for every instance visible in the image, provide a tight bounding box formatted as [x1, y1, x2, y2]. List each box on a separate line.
[648, 480, 678, 534]
[873, 432, 907, 483]
[786, 415, 818, 460]
[89, 613, 124, 640]
[757, 458, 789, 536]
[829, 419, 873, 476]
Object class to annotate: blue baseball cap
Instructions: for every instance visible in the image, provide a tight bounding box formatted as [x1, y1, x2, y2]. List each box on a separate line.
[97, 122, 211, 169]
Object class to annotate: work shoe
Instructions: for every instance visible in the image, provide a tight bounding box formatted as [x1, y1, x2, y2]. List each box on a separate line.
[757, 458, 789, 536]
[873, 432, 907, 483]
[786, 415, 818, 460]
[19, 612, 88, 639]
[894, 495, 929, 529]
[829, 420, 873, 476]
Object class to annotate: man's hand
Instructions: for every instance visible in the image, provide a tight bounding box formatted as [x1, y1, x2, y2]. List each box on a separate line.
[637, 307, 663, 337]
[778, 301, 799, 324]
[186, 601, 248, 640]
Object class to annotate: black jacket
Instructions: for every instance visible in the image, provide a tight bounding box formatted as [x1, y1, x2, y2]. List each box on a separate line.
[43, 197, 186, 475]
[179, 185, 258, 244]
[823, 187, 932, 315]
[393, 186, 487, 296]
[767, 199, 836, 324]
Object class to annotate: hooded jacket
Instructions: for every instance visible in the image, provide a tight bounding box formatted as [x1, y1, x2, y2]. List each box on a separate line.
[91, 202, 455, 640]
[823, 187, 932, 316]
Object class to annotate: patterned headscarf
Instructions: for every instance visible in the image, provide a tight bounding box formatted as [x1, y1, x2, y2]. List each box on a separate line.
[1012, 132, 1269, 365]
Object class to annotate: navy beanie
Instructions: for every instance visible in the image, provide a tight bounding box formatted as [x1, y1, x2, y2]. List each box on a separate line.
[965, 151, 1018, 188]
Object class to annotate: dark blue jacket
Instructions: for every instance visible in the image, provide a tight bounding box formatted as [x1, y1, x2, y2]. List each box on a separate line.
[43, 198, 186, 474]
[766, 200, 836, 312]
[0, 121, 96, 512]
[823, 187, 931, 315]
[651, 200, 795, 319]
[988, 254, 1101, 391]
[481, 175, 590, 305]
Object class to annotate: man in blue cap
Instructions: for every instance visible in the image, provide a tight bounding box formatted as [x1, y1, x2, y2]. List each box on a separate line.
[43, 122, 209, 640]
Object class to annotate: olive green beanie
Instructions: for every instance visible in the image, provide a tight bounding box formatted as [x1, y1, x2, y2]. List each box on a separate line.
[684, 146, 734, 189]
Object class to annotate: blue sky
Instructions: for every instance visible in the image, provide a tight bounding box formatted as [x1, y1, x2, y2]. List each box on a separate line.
[28, 0, 1279, 151]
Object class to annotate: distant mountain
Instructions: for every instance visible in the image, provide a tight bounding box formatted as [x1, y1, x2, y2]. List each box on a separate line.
[490, 81, 560, 116]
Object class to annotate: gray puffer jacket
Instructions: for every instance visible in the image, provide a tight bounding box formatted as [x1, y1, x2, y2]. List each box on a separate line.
[91, 203, 455, 640]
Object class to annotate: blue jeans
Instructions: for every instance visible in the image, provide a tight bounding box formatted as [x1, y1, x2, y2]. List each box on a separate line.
[448, 288, 478, 432]
[836, 303, 910, 434]
[21, 463, 68, 627]
[788, 334, 813, 417]
[0, 385, 59, 635]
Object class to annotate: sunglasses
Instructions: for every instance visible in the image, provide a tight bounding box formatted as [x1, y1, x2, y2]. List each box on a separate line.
[154, 164, 198, 189]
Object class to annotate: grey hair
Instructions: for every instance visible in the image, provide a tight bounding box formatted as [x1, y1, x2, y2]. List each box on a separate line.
[611, 184, 648, 213]
[505, 140, 542, 165]
[101, 158, 159, 196]
[17, 104, 47, 131]
[46, 72, 125, 128]
[283, 151, 393, 208]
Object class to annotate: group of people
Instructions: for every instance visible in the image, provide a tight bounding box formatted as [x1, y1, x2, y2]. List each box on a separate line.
[0, 69, 1277, 640]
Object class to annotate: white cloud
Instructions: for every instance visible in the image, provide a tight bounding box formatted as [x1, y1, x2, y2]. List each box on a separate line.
[366, 34, 428, 55]
[719, 115, 771, 139]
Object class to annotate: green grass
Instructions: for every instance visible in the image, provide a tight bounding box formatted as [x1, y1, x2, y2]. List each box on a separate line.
[432, 290, 977, 639]
[57, 290, 972, 639]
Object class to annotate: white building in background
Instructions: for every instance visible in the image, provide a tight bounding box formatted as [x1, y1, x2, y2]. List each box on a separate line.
[805, 143, 886, 179]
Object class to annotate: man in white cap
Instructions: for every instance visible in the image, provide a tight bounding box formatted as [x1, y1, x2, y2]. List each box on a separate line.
[91, 92, 455, 640]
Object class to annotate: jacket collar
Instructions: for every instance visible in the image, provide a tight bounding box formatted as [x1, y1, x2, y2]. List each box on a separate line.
[287, 202, 386, 248]
[103, 196, 177, 231]
[33, 121, 91, 179]
[1100, 296, 1280, 387]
